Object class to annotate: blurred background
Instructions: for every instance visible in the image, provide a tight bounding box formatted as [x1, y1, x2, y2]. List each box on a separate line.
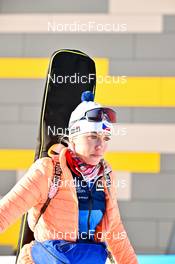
[0, 0, 175, 263]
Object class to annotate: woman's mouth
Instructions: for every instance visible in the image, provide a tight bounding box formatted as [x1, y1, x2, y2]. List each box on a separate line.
[91, 154, 103, 158]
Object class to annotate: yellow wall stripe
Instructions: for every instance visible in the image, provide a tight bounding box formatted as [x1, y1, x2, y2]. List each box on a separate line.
[0, 58, 49, 79]
[105, 152, 160, 173]
[94, 58, 109, 76]
[0, 218, 21, 250]
[95, 77, 175, 107]
[0, 149, 34, 170]
[162, 78, 175, 106]
[0, 57, 108, 78]
[0, 57, 174, 106]
[0, 149, 160, 173]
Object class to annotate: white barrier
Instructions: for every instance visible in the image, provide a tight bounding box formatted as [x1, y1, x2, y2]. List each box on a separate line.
[0, 14, 162, 33]
[0, 256, 111, 264]
[0, 256, 15, 264]
[1, 255, 175, 263]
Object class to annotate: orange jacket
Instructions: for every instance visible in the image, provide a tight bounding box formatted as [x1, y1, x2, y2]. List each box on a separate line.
[0, 145, 138, 264]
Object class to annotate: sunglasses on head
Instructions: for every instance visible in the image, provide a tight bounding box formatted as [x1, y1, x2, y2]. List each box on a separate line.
[79, 107, 117, 123]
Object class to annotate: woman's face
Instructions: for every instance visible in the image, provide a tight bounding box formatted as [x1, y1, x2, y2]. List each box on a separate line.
[70, 132, 111, 165]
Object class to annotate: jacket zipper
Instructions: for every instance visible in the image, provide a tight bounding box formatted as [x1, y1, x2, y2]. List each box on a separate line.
[87, 176, 103, 238]
[87, 189, 92, 237]
[39, 242, 68, 264]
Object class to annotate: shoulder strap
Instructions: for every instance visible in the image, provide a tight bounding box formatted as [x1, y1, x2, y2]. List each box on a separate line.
[34, 155, 62, 227]
[48, 155, 62, 199]
[104, 172, 111, 194]
[101, 159, 112, 194]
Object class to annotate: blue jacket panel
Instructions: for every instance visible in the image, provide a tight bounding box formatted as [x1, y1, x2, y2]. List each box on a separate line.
[71, 171, 106, 241]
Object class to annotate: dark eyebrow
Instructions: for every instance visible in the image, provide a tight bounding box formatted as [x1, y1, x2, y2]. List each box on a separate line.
[91, 132, 98, 135]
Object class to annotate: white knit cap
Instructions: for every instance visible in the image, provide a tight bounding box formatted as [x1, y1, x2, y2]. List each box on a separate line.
[68, 91, 114, 137]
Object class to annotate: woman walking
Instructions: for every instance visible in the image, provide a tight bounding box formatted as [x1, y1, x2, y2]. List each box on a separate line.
[0, 91, 138, 264]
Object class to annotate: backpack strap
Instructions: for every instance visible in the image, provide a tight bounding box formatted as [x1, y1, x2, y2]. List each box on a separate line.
[101, 159, 112, 194]
[34, 155, 62, 227]
[48, 155, 62, 199]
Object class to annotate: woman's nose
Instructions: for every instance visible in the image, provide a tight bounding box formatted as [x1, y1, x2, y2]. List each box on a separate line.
[95, 138, 104, 149]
